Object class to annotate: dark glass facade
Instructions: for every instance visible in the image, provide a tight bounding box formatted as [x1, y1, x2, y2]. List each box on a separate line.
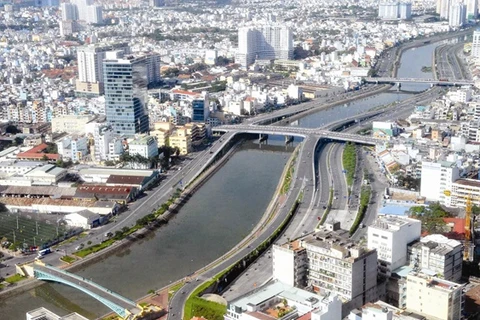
[103, 58, 150, 136]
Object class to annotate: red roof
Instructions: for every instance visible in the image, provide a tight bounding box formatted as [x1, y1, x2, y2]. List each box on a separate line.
[77, 185, 134, 195]
[17, 143, 60, 160]
[171, 89, 200, 97]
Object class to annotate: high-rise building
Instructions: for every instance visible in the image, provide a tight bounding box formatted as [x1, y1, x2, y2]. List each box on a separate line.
[86, 5, 103, 24]
[466, 0, 478, 19]
[472, 29, 480, 58]
[103, 55, 159, 136]
[408, 234, 463, 282]
[406, 273, 464, 320]
[420, 161, 460, 206]
[273, 224, 378, 313]
[191, 92, 209, 122]
[149, 0, 165, 6]
[379, 2, 400, 19]
[71, 0, 93, 21]
[236, 25, 293, 68]
[61, 3, 77, 20]
[449, 3, 467, 27]
[367, 215, 421, 277]
[440, 0, 452, 19]
[378, 2, 411, 20]
[398, 2, 412, 19]
[76, 43, 129, 96]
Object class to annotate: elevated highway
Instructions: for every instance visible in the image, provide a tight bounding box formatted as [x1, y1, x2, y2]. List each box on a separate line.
[363, 77, 473, 86]
[213, 125, 384, 145]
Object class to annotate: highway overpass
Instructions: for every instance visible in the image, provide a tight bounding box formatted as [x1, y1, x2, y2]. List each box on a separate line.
[213, 125, 384, 145]
[363, 77, 473, 86]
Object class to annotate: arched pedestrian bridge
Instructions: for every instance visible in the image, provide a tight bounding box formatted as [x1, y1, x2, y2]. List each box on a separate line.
[34, 263, 141, 319]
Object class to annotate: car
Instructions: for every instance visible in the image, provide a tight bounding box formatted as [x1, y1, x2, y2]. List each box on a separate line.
[105, 232, 113, 238]
[75, 244, 84, 251]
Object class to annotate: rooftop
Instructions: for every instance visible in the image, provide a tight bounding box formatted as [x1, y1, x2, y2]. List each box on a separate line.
[79, 167, 156, 177]
[453, 178, 480, 188]
[230, 280, 334, 315]
[408, 272, 463, 292]
[370, 215, 421, 232]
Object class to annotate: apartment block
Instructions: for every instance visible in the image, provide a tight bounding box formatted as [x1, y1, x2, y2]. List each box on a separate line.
[406, 273, 464, 320]
[408, 234, 463, 282]
[367, 215, 421, 277]
[169, 128, 192, 155]
[51, 115, 97, 134]
[128, 135, 158, 159]
[273, 224, 378, 313]
[420, 161, 459, 206]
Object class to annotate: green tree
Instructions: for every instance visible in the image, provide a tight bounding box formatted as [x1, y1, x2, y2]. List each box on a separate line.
[409, 203, 450, 233]
[5, 125, 20, 134]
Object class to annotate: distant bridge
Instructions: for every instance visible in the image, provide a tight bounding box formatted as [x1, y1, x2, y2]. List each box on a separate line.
[363, 77, 473, 86]
[34, 263, 141, 319]
[213, 125, 383, 145]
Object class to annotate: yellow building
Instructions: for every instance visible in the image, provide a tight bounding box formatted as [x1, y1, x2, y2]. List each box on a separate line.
[406, 273, 464, 320]
[183, 123, 206, 145]
[169, 128, 192, 155]
[151, 122, 175, 147]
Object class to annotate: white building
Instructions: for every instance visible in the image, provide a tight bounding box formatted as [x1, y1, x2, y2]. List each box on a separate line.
[56, 136, 88, 162]
[24, 165, 67, 185]
[0, 161, 42, 176]
[27, 307, 88, 320]
[466, 0, 477, 19]
[406, 273, 464, 320]
[408, 234, 463, 282]
[76, 43, 129, 96]
[367, 215, 421, 277]
[93, 124, 115, 162]
[449, 3, 466, 28]
[128, 135, 158, 159]
[225, 280, 342, 320]
[378, 2, 411, 20]
[236, 25, 293, 68]
[451, 178, 480, 208]
[420, 161, 459, 206]
[51, 115, 96, 134]
[86, 5, 103, 24]
[64, 210, 101, 230]
[273, 224, 378, 313]
[472, 29, 480, 58]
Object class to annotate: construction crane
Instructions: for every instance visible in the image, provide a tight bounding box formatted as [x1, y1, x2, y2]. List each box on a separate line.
[465, 195, 473, 261]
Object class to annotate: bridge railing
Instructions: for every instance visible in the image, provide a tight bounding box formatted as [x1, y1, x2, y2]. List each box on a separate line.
[39, 264, 136, 306]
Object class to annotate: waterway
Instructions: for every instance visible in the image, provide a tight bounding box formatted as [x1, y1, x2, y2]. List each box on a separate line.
[0, 38, 450, 319]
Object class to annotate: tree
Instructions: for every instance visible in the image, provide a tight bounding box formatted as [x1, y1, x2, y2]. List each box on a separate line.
[409, 202, 450, 234]
[45, 142, 57, 154]
[5, 125, 20, 134]
[41, 155, 49, 161]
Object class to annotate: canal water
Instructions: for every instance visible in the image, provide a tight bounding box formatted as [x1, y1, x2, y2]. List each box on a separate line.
[0, 39, 447, 319]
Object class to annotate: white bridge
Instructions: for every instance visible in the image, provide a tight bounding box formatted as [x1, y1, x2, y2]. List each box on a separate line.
[363, 77, 473, 86]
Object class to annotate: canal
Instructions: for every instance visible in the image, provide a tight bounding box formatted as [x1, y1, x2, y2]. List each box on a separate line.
[0, 38, 450, 319]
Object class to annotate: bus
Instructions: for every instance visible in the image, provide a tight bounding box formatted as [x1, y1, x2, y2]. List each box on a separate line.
[37, 248, 52, 257]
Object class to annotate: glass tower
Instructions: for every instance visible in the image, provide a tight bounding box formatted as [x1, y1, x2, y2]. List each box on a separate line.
[103, 56, 150, 136]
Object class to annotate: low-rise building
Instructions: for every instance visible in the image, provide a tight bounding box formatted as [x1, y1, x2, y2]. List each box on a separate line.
[225, 280, 342, 320]
[64, 210, 101, 229]
[24, 164, 67, 185]
[51, 115, 97, 134]
[128, 135, 158, 159]
[56, 135, 89, 162]
[27, 307, 89, 320]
